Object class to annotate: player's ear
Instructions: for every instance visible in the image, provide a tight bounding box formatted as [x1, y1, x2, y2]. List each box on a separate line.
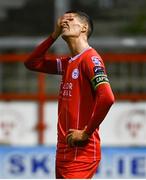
[81, 23, 88, 34]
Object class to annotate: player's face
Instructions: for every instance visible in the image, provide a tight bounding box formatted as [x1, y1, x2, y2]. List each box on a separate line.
[60, 13, 86, 39]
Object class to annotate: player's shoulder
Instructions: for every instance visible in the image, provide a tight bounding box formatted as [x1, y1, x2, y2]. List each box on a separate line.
[82, 47, 104, 66]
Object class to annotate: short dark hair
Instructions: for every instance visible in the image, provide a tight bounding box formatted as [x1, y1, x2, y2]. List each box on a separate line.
[65, 10, 93, 38]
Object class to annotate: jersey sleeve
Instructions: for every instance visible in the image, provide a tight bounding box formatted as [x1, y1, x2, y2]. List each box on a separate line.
[82, 52, 109, 90]
[24, 35, 69, 75]
[45, 55, 69, 75]
[82, 50, 115, 135]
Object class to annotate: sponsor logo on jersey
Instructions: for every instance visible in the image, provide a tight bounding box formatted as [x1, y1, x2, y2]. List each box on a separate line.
[91, 56, 101, 66]
[60, 82, 73, 97]
[72, 68, 79, 79]
[93, 66, 104, 75]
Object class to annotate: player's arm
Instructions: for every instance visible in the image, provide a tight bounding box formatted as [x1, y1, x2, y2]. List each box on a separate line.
[85, 83, 115, 136]
[24, 16, 67, 74]
[84, 55, 115, 136]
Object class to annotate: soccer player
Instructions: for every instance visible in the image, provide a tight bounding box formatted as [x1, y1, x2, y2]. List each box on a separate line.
[24, 10, 115, 179]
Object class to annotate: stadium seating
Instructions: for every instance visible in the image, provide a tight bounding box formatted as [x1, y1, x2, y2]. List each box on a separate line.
[0, 0, 54, 35]
[0, 0, 27, 19]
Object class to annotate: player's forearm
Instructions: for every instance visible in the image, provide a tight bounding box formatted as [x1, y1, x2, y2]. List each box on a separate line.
[24, 34, 55, 69]
[85, 84, 115, 136]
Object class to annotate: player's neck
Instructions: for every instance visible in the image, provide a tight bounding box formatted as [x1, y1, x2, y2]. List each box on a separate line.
[66, 37, 90, 56]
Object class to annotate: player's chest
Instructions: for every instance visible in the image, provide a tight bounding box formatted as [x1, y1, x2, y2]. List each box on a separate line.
[60, 60, 82, 99]
[64, 59, 81, 82]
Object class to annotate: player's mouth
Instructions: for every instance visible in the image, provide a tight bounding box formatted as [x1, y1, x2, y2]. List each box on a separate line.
[62, 26, 68, 30]
[62, 26, 69, 33]
[62, 23, 69, 29]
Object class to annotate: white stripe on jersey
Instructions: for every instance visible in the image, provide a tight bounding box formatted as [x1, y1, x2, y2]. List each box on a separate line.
[64, 100, 69, 160]
[74, 99, 80, 160]
[57, 58, 62, 74]
[93, 133, 97, 161]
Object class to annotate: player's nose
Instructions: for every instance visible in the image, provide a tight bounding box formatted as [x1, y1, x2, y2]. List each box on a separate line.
[61, 18, 68, 24]
[61, 21, 68, 28]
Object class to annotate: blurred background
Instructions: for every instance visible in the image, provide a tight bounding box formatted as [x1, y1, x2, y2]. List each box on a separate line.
[0, 0, 146, 178]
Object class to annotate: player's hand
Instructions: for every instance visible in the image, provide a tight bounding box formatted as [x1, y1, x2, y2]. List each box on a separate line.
[52, 16, 63, 39]
[66, 126, 90, 147]
[52, 13, 74, 39]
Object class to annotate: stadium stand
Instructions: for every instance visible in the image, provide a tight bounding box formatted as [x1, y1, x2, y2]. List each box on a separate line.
[0, 0, 54, 36]
[0, 0, 27, 19]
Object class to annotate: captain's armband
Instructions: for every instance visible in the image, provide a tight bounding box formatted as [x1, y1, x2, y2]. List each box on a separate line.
[91, 74, 109, 90]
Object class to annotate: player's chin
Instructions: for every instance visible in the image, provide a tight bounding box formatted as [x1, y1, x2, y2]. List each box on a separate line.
[61, 32, 76, 40]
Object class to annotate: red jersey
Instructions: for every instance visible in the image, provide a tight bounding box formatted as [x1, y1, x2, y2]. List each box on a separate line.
[24, 35, 115, 163]
[56, 47, 107, 162]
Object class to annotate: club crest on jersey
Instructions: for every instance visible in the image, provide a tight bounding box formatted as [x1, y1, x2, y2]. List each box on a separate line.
[72, 68, 79, 79]
[91, 56, 101, 66]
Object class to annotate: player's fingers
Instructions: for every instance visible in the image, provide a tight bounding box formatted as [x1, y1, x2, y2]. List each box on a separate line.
[61, 17, 73, 25]
[66, 133, 72, 143]
[63, 14, 74, 20]
[67, 135, 75, 147]
[84, 126, 87, 130]
[57, 16, 63, 25]
[68, 129, 76, 133]
[67, 135, 72, 145]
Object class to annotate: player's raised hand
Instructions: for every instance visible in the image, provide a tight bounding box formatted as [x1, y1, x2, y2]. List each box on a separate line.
[66, 126, 89, 147]
[52, 13, 75, 40]
[52, 16, 63, 39]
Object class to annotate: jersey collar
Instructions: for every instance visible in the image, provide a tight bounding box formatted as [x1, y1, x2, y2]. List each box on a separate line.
[69, 46, 92, 63]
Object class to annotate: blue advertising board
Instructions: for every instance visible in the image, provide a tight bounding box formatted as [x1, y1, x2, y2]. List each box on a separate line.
[0, 146, 55, 179]
[95, 147, 146, 179]
[0, 146, 146, 179]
